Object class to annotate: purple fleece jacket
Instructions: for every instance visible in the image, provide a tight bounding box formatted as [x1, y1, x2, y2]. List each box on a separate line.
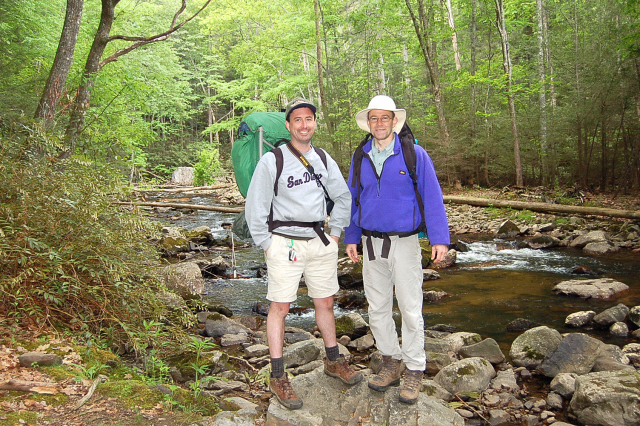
[344, 134, 450, 246]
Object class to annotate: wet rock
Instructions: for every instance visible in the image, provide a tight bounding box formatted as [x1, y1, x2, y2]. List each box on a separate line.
[185, 226, 215, 246]
[565, 310, 595, 328]
[423, 289, 448, 302]
[510, 326, 562, 369]
[423, 269, 441, 281]
[161, 261, 205, 298]
[537, 333, 603, 377]
[593, 303, 629, 327]
[583, 241, 618, 255]
[628, 306, 640, 327]
[197, 256, 230, 277]
[570, 265, 599, 275]
[497, 220, 521, 238]
[610, 321, 629, 337]
[430, 249, 457, 269]
[434, 357, 496, 394]
[505, 318, 542, 332]
[335, 289, 367, 309]
[335, 312, 368, 339]
[552, 278, 629, 299]
[525, 235, 560, 249]
[569, 230, 607, 248]
[336, 257, 363, 289]
[203, 313, 252, 338]
[251, 302, 269, 316]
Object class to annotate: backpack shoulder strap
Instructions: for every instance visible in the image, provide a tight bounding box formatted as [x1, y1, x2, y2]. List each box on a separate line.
[398, 123, 426, 231]
[269, 147, 284, 196]
[313, 146, 328, 169]
[350, 133, 371, 189]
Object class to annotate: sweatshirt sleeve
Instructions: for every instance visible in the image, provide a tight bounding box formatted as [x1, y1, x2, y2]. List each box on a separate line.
[416, 147, 450, 246]
[324, 156, 351, 238]
[245, 155, 276, 251]
[343, 154, 363, 245]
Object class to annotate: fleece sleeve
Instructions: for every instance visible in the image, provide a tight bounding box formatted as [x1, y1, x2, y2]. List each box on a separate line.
[416, 147, 450, 246]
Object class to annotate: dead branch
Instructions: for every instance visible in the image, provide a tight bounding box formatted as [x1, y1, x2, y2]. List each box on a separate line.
[115, 201, 243, 213]
[74, 374, 108, 410]
[0, 379, 59, 394]
[133, 184, 233, 193]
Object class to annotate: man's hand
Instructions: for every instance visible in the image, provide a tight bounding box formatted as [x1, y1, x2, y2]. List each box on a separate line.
[431, 244, 448, 263]
[331, 235, 340, 244]
[346, 243, 360, 263]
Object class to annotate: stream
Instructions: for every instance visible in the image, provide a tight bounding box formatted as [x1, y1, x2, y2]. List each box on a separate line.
[153, 194, 640, 350]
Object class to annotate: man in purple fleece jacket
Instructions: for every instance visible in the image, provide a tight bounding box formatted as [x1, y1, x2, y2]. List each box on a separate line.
[344, 95, 450, 405]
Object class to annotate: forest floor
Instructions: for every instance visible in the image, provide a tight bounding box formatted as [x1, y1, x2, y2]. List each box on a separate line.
[2, 186, 639, 426]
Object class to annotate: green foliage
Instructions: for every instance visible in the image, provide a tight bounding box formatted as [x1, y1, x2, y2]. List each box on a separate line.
[193, 147, 221, 186]
[0, 118, 168, 347]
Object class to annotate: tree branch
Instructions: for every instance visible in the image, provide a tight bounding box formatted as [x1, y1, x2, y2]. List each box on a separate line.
[101, 0, 212, 67]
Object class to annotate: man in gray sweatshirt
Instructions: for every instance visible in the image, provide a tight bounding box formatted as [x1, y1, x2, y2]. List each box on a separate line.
[245, 98, 362, 409]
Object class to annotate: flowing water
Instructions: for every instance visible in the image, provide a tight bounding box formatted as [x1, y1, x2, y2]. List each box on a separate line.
[155, 194, 640, 348]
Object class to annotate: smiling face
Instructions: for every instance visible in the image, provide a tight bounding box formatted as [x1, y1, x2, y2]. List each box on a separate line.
[285, 107, 317, 146]
[367, 109, 397, 147]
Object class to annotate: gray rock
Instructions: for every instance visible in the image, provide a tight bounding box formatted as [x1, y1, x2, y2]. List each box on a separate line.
[565, 310, 596, 327]
[583, 241, 618, 254]
[629, 306, 640, 327]
[459, 338, 506, 364]
[610, 321, 629, 337]
[570, 370, 640, 426]
[509, 326, 563, 369]
[488, 409, 512, 425]
[552, 278, 629, 299]
[18, 352, 62, 368]
[172, 166, 194, 185]
[347, 333, 375, 352]
[550, 373, 577, 398]
[266, 367, 464, 426]
[220, 333, 251, 347]
[434, 357, 496, 394]
[592, 344, 633, 372]
[569, 230, 607, 248]
[422, 379, 453, 401]
[546, 391, 564, 410]
[204, 313, 252, 338]
[243, 344, 269, 358]
[422, 269, 441, 281]
[526, 235, 560, 249]
[490, 369, 519, 392]
[497, 220, 521, 238]
[442, 332, 483, 354]
[505, 318, 541, 332]
[335, 312, 368, 339]
[283, 339, 321, 368]
[161, 261, 205, 298]
[426, 352, 454, 375]
[537, 333, 603, 377]
[593, 303, 629, 326]
[423, 289, 448, 302]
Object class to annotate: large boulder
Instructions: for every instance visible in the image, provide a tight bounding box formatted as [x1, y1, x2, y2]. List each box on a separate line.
[570, 370, 640, 426]
[334, 312, 369, 339]
[509, 326, 562, 369]
[628, 305, 640, 328]
[537, 333, 603, 377]
[203, 313, 252, 338]
[552, 278, 629, 299]
[434, 357, 496, 394]
[496, 220, 521, 238]
[161, 261, 204, 298]
[172, 166, 194, 185]
[458, 338, 506, 365]
[569, 230, 607, 248]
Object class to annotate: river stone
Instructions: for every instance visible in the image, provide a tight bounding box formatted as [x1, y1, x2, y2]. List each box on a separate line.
[552, 278, 629, 299]
[510, 326, 563, 369]
[490, 369, 519, 392]
[267, 367, 464, 426]
[158, 227, 191, 255]
[337, 257, 363, 289]
[610, 321, 629, 337]
[220, 333, 251, 347]
[348, 333, 375, 352]
[18, 352, 62, 368]
[458, 338, 506, 365]
[426, 352, 454, 375]
[185, 226, 215, 246]
[430, 249, 457, 269]
[565, 310, 596, 327]
[570, 370, 640, 426]
[423, 269, 441, 281]
[335, 312, 368, 338]
[546, 392, 564, 410]
[593, 303, 630, 326]
[283, 338, 349, 368]
[422, 379, 454, 401]
[569, 230, 607, 248]
[161, 261, 204, 298]
[628, 306, 640, 327]
[204, 313, 252, 338]
[592, 344, 633, 372]
[526, 235, 560, 249]
[537, 333, 603, 377]
[506, 318, 541, 332]
[442, 332, 482, 354]
[335, 289, 367, 309]
[583, 241, 618, 254]
[244, 344, 269, 358]
[423, 289, 448, 302]
[550, 373, 577, 398]
[197, 256, 230, 277]
[497, 220, 521, 238]
[489, 409, 512, 425]
[434, 357, 496, 394]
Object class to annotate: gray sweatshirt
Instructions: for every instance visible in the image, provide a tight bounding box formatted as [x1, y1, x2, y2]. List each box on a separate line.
[245, 145, 351, 251]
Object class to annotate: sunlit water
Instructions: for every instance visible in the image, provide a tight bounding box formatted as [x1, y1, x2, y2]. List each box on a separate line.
[153, 195, 640, 348]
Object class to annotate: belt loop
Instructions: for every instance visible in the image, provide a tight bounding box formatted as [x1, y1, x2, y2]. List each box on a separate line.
[366, 235, 376, 261]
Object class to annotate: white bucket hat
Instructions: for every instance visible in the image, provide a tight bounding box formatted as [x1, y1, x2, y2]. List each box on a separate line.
[355, 95, 406, 134]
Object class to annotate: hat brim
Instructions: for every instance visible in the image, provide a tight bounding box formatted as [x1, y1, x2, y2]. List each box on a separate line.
[286, 103, 317, 120]
[355, 108, 406, 134]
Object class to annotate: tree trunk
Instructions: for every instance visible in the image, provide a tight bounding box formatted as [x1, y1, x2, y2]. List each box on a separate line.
[444, 0, 462, 71]
[536, 0, 549, 186]
[34, 0, 84, 126]
[494, 0, 523, 186]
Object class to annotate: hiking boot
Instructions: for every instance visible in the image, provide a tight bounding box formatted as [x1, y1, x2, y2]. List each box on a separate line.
[368, 356, 403, 392]
[269, 374, 303, 410]
[324, 355, 363, 385]
[399, 370, 423, 404]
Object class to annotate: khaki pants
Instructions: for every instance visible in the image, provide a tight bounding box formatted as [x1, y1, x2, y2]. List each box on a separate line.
[362, 234, 426, 371]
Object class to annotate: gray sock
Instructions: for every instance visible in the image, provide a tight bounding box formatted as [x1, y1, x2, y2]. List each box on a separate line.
[270, 357, 284, 378]
[326, 345, 340, 361]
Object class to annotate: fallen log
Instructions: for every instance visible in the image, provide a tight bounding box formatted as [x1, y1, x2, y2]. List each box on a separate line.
[133, 184, 233, 193]
[115, 201, 244, 213]
[443, 196, 640, 220]
[0, 379, 58, 394]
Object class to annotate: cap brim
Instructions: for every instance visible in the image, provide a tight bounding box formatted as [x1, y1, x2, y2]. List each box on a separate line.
[286, 103, 317, 120]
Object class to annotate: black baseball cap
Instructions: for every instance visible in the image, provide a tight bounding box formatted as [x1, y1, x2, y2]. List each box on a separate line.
[285, 97, 317, 121]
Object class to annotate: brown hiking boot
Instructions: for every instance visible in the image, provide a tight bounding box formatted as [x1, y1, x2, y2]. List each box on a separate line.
[324, 355, 363, 385]
[269, 374, 303, 410]
[399, 370, 423, 404]
[368, 356, 403, 392]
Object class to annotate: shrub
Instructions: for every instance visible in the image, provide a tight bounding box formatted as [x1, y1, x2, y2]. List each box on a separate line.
[193, 147, 220, 186]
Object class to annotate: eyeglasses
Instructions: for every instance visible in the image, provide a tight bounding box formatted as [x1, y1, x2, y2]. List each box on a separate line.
[368, 116, 392, 123]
